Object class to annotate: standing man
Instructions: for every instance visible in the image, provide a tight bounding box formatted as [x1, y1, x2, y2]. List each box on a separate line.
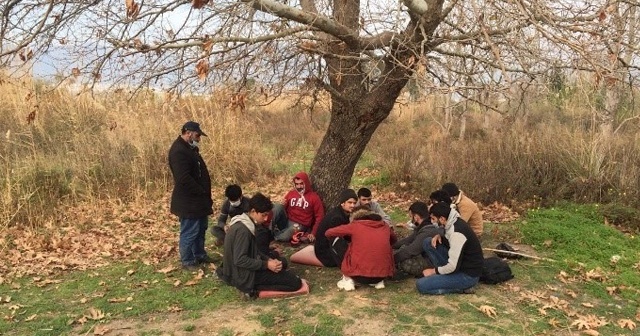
[356, 187, 392, 226]
[271, 172, 325, 242]
[168, 121, 214, 271]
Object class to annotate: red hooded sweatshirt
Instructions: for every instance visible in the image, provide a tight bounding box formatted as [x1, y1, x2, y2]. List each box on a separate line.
[283, 172, 325, 236]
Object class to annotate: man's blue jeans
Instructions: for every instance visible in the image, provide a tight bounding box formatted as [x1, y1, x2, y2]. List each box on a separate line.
[415, 237, 479, 295]
[271, 204, 299, 242]
[179, 217, 209, 266]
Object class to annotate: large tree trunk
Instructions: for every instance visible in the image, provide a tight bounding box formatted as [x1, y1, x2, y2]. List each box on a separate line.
[310, 64, 410, 206]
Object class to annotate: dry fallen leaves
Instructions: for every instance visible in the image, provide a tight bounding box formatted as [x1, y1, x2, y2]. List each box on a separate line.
[94, 324, 110, 335]
[87, 307, 105, 320]
[605, 286, 618, 295]
[478, 305, 497, 319]
[617, 318, 636, 330]
[582, 330, 599, 336]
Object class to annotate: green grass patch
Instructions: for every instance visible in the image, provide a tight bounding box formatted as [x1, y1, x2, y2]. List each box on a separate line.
[2, 203, 639, 336]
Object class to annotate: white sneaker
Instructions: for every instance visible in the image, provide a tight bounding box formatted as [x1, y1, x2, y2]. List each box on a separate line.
[369, 280, 385, 289]
[337, 275, 355, 291]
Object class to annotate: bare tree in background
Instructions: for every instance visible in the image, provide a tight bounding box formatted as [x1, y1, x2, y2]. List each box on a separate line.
[1, 0, 639, 205]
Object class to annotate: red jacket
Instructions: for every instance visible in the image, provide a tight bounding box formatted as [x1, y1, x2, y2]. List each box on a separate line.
[325, 219, 397, 278]
[283, 172, 325, 235]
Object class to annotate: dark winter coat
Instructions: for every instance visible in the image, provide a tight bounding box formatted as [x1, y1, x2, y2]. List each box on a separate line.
[168, 136, 213, 218]
[219, 213, 268, 293]
[314, 206, 350, 267]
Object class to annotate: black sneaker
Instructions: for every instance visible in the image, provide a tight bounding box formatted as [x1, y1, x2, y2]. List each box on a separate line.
[462, 286, 477, 294]
[198, 255, 216, 264]
[182, 264, 201, 272]
[241, 290, 258, 301]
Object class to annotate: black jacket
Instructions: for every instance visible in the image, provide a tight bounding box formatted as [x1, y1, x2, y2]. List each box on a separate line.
[168, 136, 213, 218]
[314, 206, 350, 267]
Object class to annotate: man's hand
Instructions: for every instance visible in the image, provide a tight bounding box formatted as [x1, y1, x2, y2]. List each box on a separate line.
[431, 234, 442, 248]
[267, 259, 283, 273]
[307, 233, 315, 243]
[422, 268, 436, 277]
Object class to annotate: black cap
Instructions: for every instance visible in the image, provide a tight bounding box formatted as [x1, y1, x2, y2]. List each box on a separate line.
[181, 121, 207, 136]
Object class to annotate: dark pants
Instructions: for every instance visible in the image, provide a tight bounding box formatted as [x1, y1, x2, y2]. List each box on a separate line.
[352, 276, 385, 285]
[211, 225, 225, 243]
[254, 269, 303, 292]
[331, 237, 349, 266]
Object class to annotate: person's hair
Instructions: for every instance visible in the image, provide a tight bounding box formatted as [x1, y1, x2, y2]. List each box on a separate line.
[441, 182, 460, 197]
[408, 201, 430, 218]
[225, 184, 243, 201]
[357, 187, 372, 198]
[249, 193, 273, 213]
[430, 202, 451, 219]
[429, 190, 452, 205]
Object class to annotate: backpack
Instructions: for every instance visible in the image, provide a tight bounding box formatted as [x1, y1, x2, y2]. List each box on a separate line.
[494, 242, 523, 259]
[479, 257, 514, 284]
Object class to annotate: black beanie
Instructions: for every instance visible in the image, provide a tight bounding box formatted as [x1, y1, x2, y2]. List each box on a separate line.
[338, 188, 357, 204]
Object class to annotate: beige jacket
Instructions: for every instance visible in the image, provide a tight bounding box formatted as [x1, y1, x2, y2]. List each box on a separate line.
[453, 192, 483, 237]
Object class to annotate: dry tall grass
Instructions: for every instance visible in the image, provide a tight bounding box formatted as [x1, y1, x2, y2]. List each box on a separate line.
[1, 74, 639, 229]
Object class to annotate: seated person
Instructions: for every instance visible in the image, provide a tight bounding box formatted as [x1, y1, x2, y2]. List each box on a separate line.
[211, 184, 251, 246]
[428, 190, 452, 207]
[255, 212, 288, 270]
[313, 189, 357, 267]
[271, 172, 325, 242]
[416, 202, 484, 295]
[217, 193, 302, 298]
[326, 207, 397, 291]
[393, 201, 443, 277]
[441, 182, 484, 237]
[356, 187, 392, 226]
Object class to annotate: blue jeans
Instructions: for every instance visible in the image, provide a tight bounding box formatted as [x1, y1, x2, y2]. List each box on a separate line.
[415, 237, 479, 295]
[271, 204, 299, 242]
[179, 217, 209, 266]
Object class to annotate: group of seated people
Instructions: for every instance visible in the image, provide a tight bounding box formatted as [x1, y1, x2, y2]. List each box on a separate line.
[214, 171, 485, 298]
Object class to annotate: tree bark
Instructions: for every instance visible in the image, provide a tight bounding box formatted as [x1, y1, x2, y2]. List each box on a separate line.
[311, 62, 410, 206]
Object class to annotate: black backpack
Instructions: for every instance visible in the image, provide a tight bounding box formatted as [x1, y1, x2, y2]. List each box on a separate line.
[479, 257, 514, 284]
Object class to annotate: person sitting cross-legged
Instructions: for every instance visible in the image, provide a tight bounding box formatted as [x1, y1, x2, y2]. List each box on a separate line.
[314, 189, 358, 267]
[211, 184, 251, 246]
[416, 202, 484, 295]
[393, 201, 443, 278]
[356, 187, 392, 226]
[217, 193, 302, 298]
